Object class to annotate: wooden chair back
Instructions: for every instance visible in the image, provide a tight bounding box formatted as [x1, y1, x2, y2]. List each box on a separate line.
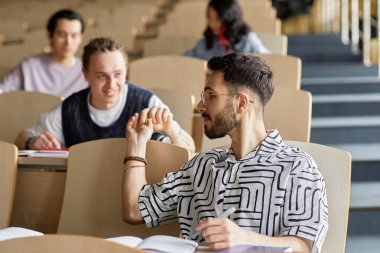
[128, 55, 207, 103]
[255, 53, 302, 89]
[0, 141, 17, 228]
[159, 1, 206, 37]
[240, 1, 281, 34]
[0, 42, 47, 69]
[0, 91, 62, 143]
[265, 87, 311, 142]
[285, 141, 351, 253]
[256, 32, 288, 55]
[239, 0, 276, 18]
[245, 17, 281, 34]
[194, 87, 311, 152]
[58, 139, 192, 238]
[151, 88, 195, 134]
[142, 35, 200, 57]
[0, 65, 11, 80]
[0, 234, 144, 253]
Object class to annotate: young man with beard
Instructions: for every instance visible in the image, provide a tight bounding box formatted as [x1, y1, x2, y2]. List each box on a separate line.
[122, 53, 327, 253]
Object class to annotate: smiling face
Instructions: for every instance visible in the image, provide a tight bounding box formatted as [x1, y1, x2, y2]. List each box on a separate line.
[83, 50, 127, 110]
[197, 71, 239, 139]
[207, 6, 222, 36]
[49, 18, 83, 62]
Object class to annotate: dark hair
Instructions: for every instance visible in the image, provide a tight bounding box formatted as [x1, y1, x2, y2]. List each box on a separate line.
[204, 0, 251, 49]
[47, 9, 85, 34]
[82, 37, 127, 70]
[207, 53, 274, 106]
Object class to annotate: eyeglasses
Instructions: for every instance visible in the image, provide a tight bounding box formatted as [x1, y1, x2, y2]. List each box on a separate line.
[200, 91, 232, 104]
[199, 90, 254, 104]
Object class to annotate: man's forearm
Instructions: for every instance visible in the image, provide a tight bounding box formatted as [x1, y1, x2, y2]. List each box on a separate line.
[122, 139, 148, 224]
[122, 166, 147, 224]
[165, 123, 195, 153]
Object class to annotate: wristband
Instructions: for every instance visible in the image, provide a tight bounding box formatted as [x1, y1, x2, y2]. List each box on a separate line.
[25, 136, 37, 150]
[123, 156, 147, 165]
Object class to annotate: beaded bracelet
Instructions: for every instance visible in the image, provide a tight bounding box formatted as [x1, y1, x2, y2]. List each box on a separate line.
[123, 156, 147, 165]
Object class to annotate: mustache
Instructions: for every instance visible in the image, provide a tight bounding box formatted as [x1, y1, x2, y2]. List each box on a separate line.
[202, 113, 211, 120]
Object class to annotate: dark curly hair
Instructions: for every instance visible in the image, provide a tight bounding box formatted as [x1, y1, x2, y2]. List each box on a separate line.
[204, 0, 251, 50]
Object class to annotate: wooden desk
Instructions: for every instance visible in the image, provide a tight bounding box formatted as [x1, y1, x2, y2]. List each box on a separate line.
[10, 157, 67, 233]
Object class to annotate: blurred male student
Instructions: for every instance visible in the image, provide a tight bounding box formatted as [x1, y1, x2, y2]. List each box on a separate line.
[0, 9, 87, 98]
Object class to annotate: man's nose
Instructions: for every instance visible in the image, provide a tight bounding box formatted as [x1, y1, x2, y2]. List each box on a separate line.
[197, 100, 206, 113]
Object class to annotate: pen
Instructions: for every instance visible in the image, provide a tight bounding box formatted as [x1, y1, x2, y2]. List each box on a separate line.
[218, 207, 236, 218]
[193, 207, 237, 239]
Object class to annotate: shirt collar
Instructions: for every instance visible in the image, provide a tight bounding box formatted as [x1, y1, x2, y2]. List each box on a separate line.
[226, 130, 284, 161]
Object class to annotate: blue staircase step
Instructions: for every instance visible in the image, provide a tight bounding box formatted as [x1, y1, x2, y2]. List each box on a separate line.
[288, 33, 343, 45]
[311, 116, 380, 144]
[302, 62, 378, 78]
[333, 143, 380, 162]
[302, 76, 380, 95]
[350, 161, 380, 182]
[347, 211, 380, 235]
[290, 49, 362, 63]
[350, 182, 380, 210]
[312, 94, 380, 116]
[288, 33, 362, 63]
[346, 235, 380, 253]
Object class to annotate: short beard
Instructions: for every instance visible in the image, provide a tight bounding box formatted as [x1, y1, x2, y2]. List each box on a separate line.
[204, 101, 239, 139]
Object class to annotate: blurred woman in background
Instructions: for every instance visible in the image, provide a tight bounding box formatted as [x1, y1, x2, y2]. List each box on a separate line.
[185, 0, 270, 60]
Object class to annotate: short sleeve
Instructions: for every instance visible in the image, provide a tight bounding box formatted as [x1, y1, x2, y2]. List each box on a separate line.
[139, 168, 186, 228]
[148, 94, 167, 108]
[25, 103, 65, 146]
[0, 63, 23, 92]
[281, 154, 328, 253]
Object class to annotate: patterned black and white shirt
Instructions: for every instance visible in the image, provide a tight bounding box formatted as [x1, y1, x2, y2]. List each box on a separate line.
[139, 130, 328, 253]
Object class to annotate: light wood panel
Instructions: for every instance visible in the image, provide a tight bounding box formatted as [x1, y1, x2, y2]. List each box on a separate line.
[0, 91, 62, 143]
[286, 141, 351, 253]
[0, 141, 17, 228]
[128, 55, 207, 104]
[58, 139, 192, 238]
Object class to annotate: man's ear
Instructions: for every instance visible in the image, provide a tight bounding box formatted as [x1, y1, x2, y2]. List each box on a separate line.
[82, 68, 89, 82]
[47, 32, 53, 46]
[237, 93, 250, 113]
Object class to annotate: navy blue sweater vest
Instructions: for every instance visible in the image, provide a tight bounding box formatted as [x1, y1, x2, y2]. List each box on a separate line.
[62, 83, 153, 147]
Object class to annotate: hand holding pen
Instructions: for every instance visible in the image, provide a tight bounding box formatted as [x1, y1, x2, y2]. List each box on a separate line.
[196, 207, 253, 250]
[194, 207, 236, 238]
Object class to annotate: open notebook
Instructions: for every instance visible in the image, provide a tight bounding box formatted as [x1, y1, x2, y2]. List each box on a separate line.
[107, 235, 198, 253]
[18, 150, 69, 158]
[0, 227, 43, 241]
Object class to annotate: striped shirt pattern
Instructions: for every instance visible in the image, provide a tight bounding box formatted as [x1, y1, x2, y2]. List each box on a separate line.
[139, 130, 328, 253]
